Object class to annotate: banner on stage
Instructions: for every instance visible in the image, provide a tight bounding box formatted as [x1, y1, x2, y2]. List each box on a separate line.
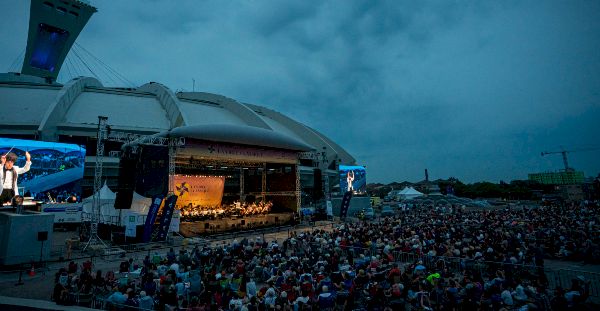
[340, 191, 353, 218]
[156, 195, 178, 241]
[142, 195, 164, 242]
[174, 175, 225, 208]
[178, 141, 298, 164]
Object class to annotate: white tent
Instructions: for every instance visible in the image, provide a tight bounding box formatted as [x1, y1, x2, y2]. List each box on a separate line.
[398, 187, 423, 200]
[82, 183, 117, 223]
[82, 184, 152, 226]
[121, 192, 153, 226]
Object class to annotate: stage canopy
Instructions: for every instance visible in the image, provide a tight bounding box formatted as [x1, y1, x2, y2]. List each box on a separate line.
[128, 124, 315, 152]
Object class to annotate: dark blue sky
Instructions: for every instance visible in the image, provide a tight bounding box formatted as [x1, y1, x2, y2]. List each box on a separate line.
[1, 0, 599, 183]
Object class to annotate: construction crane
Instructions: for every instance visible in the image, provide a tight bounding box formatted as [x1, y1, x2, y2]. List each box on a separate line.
[541, 146, 600, 172]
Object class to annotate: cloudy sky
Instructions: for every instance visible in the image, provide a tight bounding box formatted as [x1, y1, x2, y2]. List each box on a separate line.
[1, 0, 599, 183]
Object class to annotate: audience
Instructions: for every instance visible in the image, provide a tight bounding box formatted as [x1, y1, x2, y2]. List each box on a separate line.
[52, 201, 598, 310]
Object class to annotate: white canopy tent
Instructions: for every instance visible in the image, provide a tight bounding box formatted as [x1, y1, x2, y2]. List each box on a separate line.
[398, 187, 424, 200]
[82, 183, 152, 226]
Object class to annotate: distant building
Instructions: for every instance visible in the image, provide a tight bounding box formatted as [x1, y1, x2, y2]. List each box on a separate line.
[528, 171, 584, 185]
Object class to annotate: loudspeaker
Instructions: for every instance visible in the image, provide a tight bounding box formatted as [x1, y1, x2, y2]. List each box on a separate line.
[37, 231, 48, 241]
[115, 188, 134, 209]
[115, 150, 138, 209]
[241, 220, 245, 226]
[314, 169, 323, 200]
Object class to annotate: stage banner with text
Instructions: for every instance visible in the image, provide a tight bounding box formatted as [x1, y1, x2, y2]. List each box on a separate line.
[340, 191, 353, 218]
[156, 195, 178, 241]
[178, 140, 298, 164]
[174, 175, 225, 208]
[142, 195, 164, 242]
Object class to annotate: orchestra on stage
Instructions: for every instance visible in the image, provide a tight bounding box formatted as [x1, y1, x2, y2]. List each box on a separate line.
[179, 200, 273, 221]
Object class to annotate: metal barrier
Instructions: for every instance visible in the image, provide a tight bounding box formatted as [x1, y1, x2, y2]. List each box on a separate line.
[546, 268, 600, 298]
[66, 295, 155, 310]
[330, 245, 600, 298]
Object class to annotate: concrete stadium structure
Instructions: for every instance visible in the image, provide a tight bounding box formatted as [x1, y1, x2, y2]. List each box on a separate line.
[0, 0, 356, 204]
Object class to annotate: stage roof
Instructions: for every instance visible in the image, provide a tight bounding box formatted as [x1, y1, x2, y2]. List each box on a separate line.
[162, 124, 315, 152]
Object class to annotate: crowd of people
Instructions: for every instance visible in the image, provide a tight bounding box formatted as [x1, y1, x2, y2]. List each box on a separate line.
[393, 202, 600, 264]
[181, 201, 273, 222]
[51, 202, 598, 310]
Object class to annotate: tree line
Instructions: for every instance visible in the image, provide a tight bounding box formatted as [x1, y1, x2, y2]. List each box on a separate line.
[367, 176, 600, 200]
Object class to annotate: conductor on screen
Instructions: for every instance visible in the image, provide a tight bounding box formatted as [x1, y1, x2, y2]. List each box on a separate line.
[1, 151, 31, 205]
[346, 170, 355, 192]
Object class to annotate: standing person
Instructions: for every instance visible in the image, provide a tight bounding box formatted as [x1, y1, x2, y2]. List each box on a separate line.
[1, 151, 31, 205]
[346, 170, 355, 192]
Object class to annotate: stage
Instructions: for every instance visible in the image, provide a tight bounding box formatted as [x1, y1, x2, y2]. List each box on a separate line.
[179, 212, 294, 237]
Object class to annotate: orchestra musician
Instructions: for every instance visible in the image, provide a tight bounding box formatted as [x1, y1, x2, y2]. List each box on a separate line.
[180, 200, 274, 221]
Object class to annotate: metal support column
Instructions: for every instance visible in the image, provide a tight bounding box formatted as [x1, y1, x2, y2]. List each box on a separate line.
[261, 163, 267, 202]
[321, 152, 331, 201]
[84, 116, 109, 251]
[239, 168, 245, 202]
[168, 138, 177, 194]
[295, 160, 301, 214]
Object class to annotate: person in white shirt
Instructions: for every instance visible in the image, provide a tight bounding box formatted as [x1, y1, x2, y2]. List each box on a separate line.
[1, 151, 31, 205]
[346, 170, 354, 192]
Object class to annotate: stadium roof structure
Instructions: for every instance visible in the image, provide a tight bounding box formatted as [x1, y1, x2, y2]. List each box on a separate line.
[0, 75, 355, 167]
[0, 0, 355, 169]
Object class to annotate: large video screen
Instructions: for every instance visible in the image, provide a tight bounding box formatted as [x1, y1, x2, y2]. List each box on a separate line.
[0, 138, 86, 202]
[339, 165, 367, 195]
[30, 23, 70, 72]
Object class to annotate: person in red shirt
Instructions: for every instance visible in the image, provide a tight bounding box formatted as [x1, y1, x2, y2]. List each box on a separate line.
[387, 264, 401, 282]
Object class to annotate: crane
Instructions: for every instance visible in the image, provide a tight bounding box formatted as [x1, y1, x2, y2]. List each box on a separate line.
[541, 146, 600, 172]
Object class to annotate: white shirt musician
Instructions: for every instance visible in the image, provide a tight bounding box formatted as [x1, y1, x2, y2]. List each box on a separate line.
[346, 170, 355, 192]
[1, 152, 31, 205]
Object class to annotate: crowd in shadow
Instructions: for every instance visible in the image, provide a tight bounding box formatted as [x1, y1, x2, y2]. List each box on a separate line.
[51, 201, 599, 310]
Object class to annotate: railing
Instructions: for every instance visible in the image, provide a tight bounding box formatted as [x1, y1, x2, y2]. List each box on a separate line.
[55, 293, 155, 310]
[319, 244, 600, 298]
[546, 268, 600, 298]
